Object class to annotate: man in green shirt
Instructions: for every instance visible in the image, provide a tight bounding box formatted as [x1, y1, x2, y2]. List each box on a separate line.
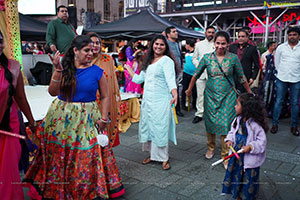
[46, 5, 77, 54]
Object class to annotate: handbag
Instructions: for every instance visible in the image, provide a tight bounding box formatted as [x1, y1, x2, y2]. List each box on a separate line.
[214, 53, 241, 95]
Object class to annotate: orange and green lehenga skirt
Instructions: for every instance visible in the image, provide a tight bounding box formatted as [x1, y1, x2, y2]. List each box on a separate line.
[23, 98, 124, 200]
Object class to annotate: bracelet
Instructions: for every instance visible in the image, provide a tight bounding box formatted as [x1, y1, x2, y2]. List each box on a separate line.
[55, 69, 63, 72]
[100, 118, 111, 124]
[51, 78, 61, 83]
[30, 121, 37, 127]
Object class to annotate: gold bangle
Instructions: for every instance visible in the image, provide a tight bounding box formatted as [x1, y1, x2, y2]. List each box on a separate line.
[51, 78, 61, 83]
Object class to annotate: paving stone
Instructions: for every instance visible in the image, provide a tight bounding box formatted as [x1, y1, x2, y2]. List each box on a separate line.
[118, 134, 139, 147]
[154, 174, 183, 189]
[168, 147, 201, 163]
[166, 177, 204, 197]
[129, 185, 190, 200]
[261, 158, 281, 171]
[169, 138, 199, 151]
[289, 165, 300, 178]
[276, 162, 296, 175]
[266, 149, 300, 165]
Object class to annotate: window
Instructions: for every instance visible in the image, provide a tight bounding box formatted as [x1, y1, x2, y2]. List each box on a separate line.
[104, 0, 110, 20]
[68, 0, 76, 7]
[118, 1, 124, 18]
[87, 0, 94, 12]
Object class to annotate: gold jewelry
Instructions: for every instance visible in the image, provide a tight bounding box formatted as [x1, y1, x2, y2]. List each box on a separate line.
[51, 78, 61, 83]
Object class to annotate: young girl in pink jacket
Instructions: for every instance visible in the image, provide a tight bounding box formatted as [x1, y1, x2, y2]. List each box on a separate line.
[222, 93, 268, 200]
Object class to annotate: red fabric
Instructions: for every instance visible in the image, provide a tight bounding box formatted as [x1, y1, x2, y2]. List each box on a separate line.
[0, 103, 24, 200]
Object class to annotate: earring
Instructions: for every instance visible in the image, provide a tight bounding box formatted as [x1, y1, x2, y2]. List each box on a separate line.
[74, 54, 77, 60]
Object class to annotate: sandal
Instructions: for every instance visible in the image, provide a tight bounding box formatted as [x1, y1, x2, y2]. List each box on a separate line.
[142, 157, 152, 165]
[162, 160, 171, 170]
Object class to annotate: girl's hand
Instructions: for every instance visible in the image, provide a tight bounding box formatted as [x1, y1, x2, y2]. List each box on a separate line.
[49, 52, 63, 70]
[226, 141, 233, 148]
[242, 145, 251, 153]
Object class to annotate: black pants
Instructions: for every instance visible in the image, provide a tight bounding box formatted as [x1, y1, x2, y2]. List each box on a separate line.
[181, 72, 197, 109]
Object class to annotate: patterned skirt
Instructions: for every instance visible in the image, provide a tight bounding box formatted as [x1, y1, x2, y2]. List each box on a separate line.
[23, 98, 124, 200]
[222, 132, 260, 200]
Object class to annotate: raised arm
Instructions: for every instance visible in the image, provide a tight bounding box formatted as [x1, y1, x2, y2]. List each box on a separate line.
[48, 51, 63, 96]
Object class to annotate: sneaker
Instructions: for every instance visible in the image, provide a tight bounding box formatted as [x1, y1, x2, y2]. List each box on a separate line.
[270, 125, 278, 134]
[291, 127, 300, 136]
[192, 116, 202, 124]
[205, 150, 214, 160]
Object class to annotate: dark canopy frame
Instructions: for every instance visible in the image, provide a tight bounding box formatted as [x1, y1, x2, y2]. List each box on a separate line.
[85, 9, 204, 40]
[19, 13, 47, 41]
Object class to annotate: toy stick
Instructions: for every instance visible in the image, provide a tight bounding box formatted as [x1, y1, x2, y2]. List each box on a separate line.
[211, 149, 243, 167]
[187, 96, 191, 112]
[172, 104, 178, 125]
[0, 130, 26, 140]
[229, 145, 240, 160]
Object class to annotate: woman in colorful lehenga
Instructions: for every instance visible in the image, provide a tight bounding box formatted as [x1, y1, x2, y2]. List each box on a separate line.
[0, 30, 36, 199]
[23, 35, 124, 199]
[124, 39, 142, 94]
[87, 32, 121, 147]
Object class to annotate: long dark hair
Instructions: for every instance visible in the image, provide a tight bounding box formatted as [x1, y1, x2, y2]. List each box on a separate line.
[140, 35, 179, 74]
[128, 38, 138, 51]
[238, 93, 269, 133]
[60, 35, 92, 100]
[0, 30, 16, 130]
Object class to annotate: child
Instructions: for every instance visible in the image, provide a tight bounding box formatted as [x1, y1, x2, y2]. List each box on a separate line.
[222, 93, 268, 200]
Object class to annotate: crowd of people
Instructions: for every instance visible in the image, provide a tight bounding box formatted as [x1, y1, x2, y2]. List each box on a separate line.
[1, 3, 300, 199]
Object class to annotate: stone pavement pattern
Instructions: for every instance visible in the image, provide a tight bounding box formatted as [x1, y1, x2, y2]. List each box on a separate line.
[112, 110, 300, 200]
[24, 110, 300, 200]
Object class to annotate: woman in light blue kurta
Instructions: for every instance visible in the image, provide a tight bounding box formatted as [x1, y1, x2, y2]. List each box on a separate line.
[124, 35, 178, 170]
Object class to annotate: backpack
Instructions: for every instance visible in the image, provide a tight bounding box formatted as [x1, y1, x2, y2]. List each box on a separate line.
[118, 45, 128, 62]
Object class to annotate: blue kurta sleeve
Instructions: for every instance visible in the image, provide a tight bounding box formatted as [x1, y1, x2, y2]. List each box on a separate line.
[162, 56, 177, 92]
[132, 70, 145, 84]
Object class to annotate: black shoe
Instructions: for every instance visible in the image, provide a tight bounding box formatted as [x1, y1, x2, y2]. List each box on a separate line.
[291, 127, 300, 136]
[270, 125, 278, 134]
[182, 106, 188, 111]
[176, 111, 184, 117]
[192, 116, 202, 124]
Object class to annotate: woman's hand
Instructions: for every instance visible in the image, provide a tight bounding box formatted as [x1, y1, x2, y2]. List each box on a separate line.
[95, 120, 108, 132]
[170, 94, 177, 107]
[170, 89, 178, 107]
[226, 141, 233, 148]
[49, 52, 63, 71]
[185, 89, 192, 97]
[29, 121, 37, 134]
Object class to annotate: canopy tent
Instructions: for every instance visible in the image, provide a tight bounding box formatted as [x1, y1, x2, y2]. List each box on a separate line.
[19, 13, 47, 41]
[85, 9, 204, 40]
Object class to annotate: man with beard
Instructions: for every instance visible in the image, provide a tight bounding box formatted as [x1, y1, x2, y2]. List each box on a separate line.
[165, 26, 184, 117]
[270, 27, 300, 136]
[46, 5, 77, 54]
[191, 26, 216, 124]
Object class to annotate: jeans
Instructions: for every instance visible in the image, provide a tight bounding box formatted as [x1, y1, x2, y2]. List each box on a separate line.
[272, 79, 300, 127]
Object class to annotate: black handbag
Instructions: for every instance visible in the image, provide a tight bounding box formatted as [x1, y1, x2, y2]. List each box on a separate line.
[214, 53, 241, 95]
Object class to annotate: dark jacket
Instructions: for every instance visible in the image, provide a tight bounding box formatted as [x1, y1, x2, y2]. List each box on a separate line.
[229, 43, 260, 81]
